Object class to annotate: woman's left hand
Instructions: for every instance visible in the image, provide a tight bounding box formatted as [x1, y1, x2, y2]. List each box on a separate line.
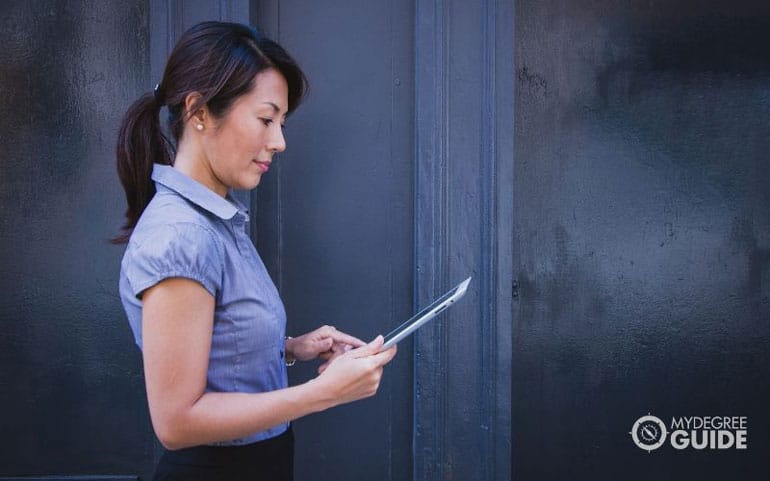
[286, 325, 365, 364]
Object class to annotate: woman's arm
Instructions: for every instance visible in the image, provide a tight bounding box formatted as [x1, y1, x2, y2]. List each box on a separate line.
[142, 277, 396, 450]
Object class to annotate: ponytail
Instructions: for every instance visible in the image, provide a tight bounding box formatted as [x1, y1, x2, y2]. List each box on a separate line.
[112, 92, 172, 244]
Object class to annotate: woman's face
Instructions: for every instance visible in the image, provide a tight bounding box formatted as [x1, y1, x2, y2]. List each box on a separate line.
[201, 68, 289, 194]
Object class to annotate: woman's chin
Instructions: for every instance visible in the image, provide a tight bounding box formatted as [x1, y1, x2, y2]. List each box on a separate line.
[237, 173, 263, 191]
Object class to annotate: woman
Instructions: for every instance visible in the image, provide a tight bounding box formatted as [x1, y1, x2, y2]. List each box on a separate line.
[115, 21, 397, 480]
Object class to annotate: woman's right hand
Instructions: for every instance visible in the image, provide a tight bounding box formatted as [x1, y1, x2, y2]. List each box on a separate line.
[313, 335, 397, 407]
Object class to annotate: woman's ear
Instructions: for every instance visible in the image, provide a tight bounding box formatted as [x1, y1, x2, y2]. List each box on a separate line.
[183, 92, 209, 128]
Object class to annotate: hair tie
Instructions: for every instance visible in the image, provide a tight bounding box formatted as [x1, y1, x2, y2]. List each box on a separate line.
[153, 83, 164, 105]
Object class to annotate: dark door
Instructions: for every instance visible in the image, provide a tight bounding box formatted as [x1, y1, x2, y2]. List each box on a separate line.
[254, 1, 514, 480]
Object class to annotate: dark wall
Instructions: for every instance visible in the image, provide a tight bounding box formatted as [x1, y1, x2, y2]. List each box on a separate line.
[0, 0, 155, 478]
[253, 1, 416, 479]
[514, 0, 770, 479]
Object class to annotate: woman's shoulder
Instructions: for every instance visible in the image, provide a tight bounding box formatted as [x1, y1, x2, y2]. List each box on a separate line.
[127, 191, 226, 259]
[120, 194, 226, 299]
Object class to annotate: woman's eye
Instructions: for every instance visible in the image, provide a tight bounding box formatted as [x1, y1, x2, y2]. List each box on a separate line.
[260, 118, 273, 126]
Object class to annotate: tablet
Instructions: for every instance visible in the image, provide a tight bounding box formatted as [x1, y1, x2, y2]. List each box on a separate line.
[382, 277, 471, 350]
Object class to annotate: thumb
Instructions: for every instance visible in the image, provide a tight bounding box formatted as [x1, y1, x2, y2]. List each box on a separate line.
[351, 335, 384, 358]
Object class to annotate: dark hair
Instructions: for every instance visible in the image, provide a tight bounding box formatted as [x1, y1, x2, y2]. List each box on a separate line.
[113, 21, 307, 243]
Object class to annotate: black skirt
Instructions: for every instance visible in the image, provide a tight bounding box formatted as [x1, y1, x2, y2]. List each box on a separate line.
[152, 427, 294, 481]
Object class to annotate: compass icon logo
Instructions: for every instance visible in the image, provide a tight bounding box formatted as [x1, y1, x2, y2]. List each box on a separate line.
[630, 414, 667, 452]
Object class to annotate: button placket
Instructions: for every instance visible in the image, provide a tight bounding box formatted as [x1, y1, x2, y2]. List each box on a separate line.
[231, 214, 252, 255]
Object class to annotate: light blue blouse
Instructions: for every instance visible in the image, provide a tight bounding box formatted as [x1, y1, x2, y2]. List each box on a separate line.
[119, 164, 289, 445]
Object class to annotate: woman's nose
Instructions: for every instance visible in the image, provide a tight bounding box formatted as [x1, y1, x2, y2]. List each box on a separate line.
[268, 127, 286, 153]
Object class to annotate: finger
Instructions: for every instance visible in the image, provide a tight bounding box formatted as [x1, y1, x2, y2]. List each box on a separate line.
[320, 324, 337, 335]
[317, 361, 330, 374]
[327, 342, 355, 357]
[326, 329, 365, 348]
[350, 335, 384, 358]
[370, 345, 398, 367]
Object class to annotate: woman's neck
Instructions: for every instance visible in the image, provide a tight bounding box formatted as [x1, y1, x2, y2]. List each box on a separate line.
[173, 140, 228, 197]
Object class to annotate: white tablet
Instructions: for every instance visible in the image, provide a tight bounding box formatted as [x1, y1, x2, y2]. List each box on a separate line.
[382, 277, 471, 350]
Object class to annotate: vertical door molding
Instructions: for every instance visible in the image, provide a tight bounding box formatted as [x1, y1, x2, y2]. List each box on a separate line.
[493, 0, 514, 479]
[413, 1, 449, 479]
[413, 0, 512, 479]
[251, 1, 283, 285]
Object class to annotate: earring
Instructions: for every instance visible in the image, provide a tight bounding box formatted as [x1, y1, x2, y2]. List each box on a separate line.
[196, 124, 204, 131]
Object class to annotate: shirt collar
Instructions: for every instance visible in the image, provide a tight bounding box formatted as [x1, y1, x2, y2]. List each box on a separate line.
[152, 164, 246, 220]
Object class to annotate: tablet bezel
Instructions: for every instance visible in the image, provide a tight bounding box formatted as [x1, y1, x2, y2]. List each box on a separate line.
[382, 277, 471, 350]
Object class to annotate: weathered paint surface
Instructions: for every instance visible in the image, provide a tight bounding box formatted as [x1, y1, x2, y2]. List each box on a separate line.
[0, 0, 155, 478]
[514, 0, 770, 479]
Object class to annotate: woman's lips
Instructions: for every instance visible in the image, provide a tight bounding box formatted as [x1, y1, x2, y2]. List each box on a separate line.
[254, 160, 270, 173]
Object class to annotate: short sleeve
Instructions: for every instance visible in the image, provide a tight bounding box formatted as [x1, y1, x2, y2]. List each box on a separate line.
[124, 222, 223, 299]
